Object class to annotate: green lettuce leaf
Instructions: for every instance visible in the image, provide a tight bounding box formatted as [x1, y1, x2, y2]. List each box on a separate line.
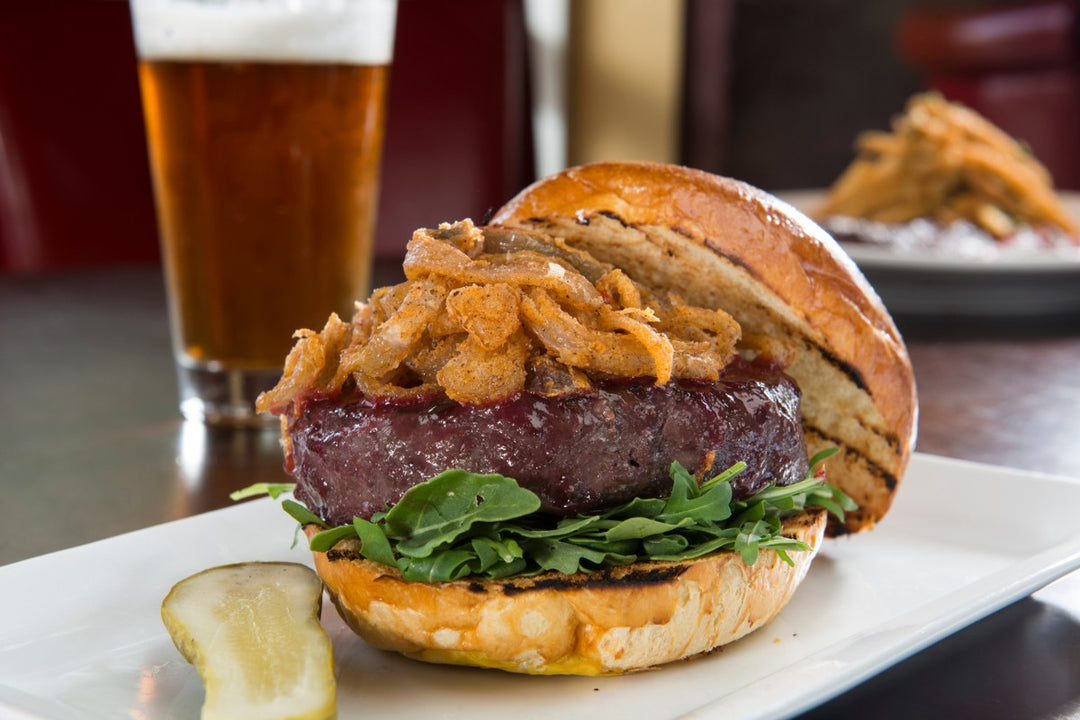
[234, 451, 855, 583]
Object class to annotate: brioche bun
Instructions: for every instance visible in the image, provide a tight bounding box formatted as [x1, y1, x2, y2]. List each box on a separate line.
[303, 162, 917, 675]
[308, 509, 826, 675]
[491, 161, 917, 533]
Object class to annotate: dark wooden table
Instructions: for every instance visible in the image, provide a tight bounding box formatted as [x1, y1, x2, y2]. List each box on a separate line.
[2, 263, 1079, 718]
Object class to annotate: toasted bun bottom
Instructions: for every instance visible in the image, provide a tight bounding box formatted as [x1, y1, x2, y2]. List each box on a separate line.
[306, 509, 826, 675]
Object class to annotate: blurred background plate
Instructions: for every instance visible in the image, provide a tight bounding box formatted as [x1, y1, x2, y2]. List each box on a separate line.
[780, 190, 1080, 320]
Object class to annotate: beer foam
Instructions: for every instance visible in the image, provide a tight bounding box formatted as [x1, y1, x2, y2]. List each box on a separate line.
[131, 0, 396, 64]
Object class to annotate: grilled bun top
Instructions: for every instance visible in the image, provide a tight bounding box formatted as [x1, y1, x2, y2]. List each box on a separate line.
[491, 161, 918, 533]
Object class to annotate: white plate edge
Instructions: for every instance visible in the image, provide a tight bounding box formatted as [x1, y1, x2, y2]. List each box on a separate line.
[682, 453, 1080, 719]
[690, 531, 1080, 720]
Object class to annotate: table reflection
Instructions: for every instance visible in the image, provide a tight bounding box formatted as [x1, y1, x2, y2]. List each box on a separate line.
[169, 420, 290, 520]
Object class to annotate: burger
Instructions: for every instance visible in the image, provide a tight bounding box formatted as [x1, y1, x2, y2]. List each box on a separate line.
[246, 162, 917, 675]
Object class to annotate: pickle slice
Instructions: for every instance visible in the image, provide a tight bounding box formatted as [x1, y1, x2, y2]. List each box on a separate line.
[161, 562, 336, 720]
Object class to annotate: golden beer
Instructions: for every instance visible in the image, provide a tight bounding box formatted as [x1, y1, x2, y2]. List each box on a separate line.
[130, 0, 397, 423]
[138, 60, 389, 368]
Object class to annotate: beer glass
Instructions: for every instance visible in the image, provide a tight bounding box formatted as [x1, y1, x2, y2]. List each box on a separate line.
[129, 0, 396, 425]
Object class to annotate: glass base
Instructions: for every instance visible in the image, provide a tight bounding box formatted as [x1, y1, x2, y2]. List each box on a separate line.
[177, 363, 281, 427]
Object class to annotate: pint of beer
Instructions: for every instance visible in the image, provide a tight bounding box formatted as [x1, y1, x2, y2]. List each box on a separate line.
[130, 0, 397, 424]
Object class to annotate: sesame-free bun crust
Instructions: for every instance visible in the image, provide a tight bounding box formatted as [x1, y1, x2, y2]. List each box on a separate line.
[491, 162, 918, 533]
[307, 510, 826, 676]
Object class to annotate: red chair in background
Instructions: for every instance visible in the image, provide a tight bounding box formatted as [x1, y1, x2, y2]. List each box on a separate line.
[898, 0, 1080, 190]
[0, 1, 159, 271]
[0, 0, 533, 272]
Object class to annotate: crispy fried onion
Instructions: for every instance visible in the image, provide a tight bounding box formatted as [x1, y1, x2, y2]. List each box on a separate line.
[256, 220, 741, 411]
[817, 93, 1079, 238]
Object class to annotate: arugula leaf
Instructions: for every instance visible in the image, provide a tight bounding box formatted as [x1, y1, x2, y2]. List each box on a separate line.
[522, 538, 634, 574]
[384, 469, 541, 557]
[700, 461, 748, 491]
[500, 514, 603, 539]
[282, 499, 325, 528]
[651, 528, 740, 562]
[642, 534, 690, 556]
[663, 479, 734, 524]
[809, 447, 841, 469]
[655, 461, 735, 524]
[470, 536, 523, 569]
[809, 482, 858, 521]
[735, 518, 775, 565]
[399, 550, 477, 582]
[600, 496, 667, 520]
[602, 516, 687, 541]
[229, 482, 296, 501]
[308, 525, 358, 552]
[354, 518, 396, 566]
[255, 451, 854, 583]
[468, 536, 528, 578]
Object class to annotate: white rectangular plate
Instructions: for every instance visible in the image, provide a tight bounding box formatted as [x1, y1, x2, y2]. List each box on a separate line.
[3, 453, 1080, 720]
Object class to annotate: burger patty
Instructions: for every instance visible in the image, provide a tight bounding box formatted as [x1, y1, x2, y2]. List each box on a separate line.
[286, 359, 809, 526]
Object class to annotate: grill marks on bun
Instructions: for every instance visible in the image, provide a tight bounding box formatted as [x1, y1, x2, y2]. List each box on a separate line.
[492, 163, 917, 533]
